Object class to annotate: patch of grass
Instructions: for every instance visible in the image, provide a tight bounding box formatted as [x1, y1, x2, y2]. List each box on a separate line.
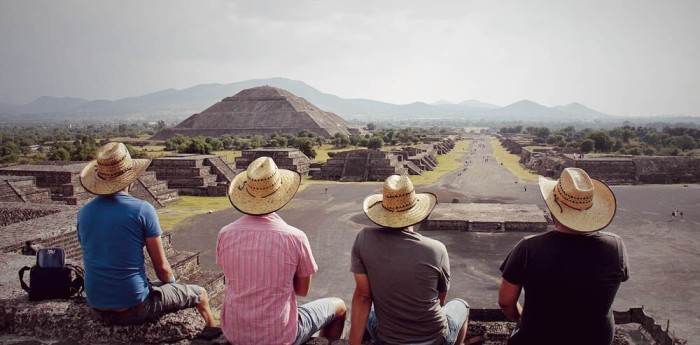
[409, 140, 470, 185]
[111, 134, 154, 142]
[490, 138, 539, 182]
[157, 196, 232, 231]
[313, 144, 360, 163]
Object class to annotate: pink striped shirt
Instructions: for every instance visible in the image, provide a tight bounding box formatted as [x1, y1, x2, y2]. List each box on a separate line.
[216, 213, 318, 345]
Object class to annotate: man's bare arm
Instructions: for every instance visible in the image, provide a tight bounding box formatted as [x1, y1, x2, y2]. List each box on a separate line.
[350, 273, 372, 345]
[438, 291, 447, 306]
[294, 275, 311, 297]
[145, 235, 174, 283]
[498, 278, 523, 322]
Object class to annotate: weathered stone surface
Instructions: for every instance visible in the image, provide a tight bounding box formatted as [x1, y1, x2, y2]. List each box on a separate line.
[316, 150, 406, 182]
[235, 148, 311, 176]
[425, 203, 548, 232]
[149, 155, 234, 196]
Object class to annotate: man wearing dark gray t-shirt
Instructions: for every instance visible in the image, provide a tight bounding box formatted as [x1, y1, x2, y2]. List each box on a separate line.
[349, 175, 469, 345]
[499, 168, 629, 345]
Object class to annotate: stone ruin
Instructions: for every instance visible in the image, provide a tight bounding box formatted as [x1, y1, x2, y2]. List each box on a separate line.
[0, 202, 225, 343]
[500, 134, 539, 154]
[424, 203, 548, 232]
[392, 145, 439, 173]
[424, 136, 456, 154]
[148, 154, 236, 196]
[315, 149, 407, 182]
[235, 148, 312, 176]
[502, 136, 700, 185]
[0, 162, 179, 209]
[1, 175, 53, 204]
[152, 86, 360, 140]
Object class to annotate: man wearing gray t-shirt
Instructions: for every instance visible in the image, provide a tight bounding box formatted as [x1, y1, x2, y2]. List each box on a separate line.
[349, 175, 469, 345]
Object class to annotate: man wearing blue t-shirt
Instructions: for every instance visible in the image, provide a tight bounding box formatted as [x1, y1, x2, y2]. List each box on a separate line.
[77, 142, 214, 326]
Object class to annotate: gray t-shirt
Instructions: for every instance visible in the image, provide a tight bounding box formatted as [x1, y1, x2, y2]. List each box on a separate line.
[351, 227, 450, 344]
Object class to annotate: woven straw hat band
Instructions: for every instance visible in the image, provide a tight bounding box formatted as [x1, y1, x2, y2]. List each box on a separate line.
[554, 169, 594, 211]
[381, 176, 418, 212]
[245, 158, 282, 198]
[96, 143, 134, 180]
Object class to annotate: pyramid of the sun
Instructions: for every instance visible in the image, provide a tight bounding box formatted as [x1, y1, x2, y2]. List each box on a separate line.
[152, 86, 355, 140]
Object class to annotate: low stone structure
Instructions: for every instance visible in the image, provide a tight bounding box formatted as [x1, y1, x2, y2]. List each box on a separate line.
[562, 156, 700, 185]
[235, 148, 312, 176]
[500, 134, 539, 154]
[149, 154, 236, 196]
[0, 175, 53, 204]
[315, 150, 407, 182]
[0, 163, 179, 208]
[392, 145, 439, 173]
[424, 203, 548, 232]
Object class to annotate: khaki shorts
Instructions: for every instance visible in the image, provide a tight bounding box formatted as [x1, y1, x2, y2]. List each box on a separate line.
[95, 283, 203, 325]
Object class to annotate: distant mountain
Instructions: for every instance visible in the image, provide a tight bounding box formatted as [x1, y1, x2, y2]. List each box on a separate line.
[0, 77, 621, 123]
[459, 99, 500, 108]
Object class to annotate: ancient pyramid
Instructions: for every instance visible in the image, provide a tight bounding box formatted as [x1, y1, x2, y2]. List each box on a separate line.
[152, 86, 355, 140]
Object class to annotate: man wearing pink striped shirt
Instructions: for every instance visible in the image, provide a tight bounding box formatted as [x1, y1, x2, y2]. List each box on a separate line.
[217, 157, 346, 345]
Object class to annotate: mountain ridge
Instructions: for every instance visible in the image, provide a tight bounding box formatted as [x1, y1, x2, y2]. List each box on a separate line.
[0, 77, 616, 122]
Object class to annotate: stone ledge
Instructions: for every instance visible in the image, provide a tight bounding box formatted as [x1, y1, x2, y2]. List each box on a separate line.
[0, 297, 205, 344]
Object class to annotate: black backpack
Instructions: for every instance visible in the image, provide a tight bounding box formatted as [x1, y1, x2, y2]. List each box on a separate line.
[18, 248, 85, 301]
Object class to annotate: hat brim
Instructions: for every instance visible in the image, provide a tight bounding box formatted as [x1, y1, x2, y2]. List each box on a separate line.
[228, 169, 301, 215]
[539, 175, 616, 232]
[79, 159, 151, 196]
[363, 192, 437, 229]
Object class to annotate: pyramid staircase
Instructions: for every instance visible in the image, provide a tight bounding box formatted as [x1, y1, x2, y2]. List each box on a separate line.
[0, 176, 54, 204]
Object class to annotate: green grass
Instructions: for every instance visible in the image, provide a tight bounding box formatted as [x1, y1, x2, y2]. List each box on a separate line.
[409, 140, 470, 185]
[110, 134, 154, 142]
[157, 196, 232, 231]
[490, 138, 539, 182]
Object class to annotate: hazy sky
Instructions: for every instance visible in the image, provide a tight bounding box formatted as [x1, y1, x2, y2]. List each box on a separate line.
[1, 0, 698, 116]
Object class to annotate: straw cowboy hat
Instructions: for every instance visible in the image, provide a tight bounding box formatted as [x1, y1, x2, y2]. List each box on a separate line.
[539, 167, 616, 233]
[228, 157, 301, 215]
[80, 142, 151, 196]
[363, 175, 437, 229]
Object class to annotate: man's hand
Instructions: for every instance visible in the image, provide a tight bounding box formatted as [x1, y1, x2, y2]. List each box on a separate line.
[350, 273, 372, 345]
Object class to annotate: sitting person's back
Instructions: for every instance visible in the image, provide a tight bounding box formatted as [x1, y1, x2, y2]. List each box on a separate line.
[499, 168, 629, 345]
[350, 175, 469, 345]
[77, 142, 214, 327]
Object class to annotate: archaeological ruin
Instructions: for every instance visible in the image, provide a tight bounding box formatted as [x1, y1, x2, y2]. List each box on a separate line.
[315, 149, 407, 182]
[424, 203, 548, 232]
[235, 148, 312, 176]
[148, 154, 236, 196]
[152, 86, 360, 140]
[502, 135, 700, 184]
[0, 162, 179, 208]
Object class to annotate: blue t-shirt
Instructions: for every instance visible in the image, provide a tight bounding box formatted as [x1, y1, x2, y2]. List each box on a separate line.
[77, 193, 162, 309]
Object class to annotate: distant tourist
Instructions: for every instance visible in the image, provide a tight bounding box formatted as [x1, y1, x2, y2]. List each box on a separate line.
[499, 168, 629, 345]
[349, 175, 469, 345]
[216, 157, 346, 345]
[77, 142, 215, 326]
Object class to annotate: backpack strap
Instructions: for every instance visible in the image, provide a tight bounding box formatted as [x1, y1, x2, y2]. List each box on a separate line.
[66, 264, 85, 296]
[18, 266, 31, 293]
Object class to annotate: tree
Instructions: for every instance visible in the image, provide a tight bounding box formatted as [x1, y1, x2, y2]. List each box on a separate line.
[293, 138, 316, 158]
[587, 131, 613, 152]
[367, 136, 384, 149]
[48, 147, 71, 161]
[178, 137, 211, 154]
[580, 139, 595, 153]
[366, 123, 377, 130]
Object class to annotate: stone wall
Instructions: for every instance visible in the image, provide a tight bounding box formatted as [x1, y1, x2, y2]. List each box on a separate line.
[235, 148, 311, 176]
[149, 155, 233, 196]
[316, 150, 407, 182]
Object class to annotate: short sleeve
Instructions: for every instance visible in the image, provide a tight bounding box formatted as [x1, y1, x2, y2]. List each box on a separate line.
[139, 202, 162, 239]
[437, 245, 450, 292]
[350, 230, 366, 274]
[295, 233, 318, 277]
[500, 238, 528, 285]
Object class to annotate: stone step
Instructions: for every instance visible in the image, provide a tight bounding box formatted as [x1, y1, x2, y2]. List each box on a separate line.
[179, 270, 226, 300]
[156, 190, 180, 206]
[166, 175, 218, 187]
[147, 181, 169, 193]
[146, 250, 200, 282]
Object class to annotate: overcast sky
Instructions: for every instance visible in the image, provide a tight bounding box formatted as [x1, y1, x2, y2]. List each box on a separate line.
[1, 0, 698, 116]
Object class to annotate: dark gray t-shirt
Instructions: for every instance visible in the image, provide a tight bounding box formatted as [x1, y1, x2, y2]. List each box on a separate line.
[351, 227, 450, 344]
[500, 230, 629, 345]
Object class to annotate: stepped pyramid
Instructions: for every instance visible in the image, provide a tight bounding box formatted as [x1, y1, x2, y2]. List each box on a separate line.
[152, 86, 356, 140]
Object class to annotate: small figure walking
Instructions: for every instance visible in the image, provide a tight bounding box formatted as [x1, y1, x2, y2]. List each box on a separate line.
[325, 187, 328, 194]
[524, 186, 527, 192]
[680, 209, 684, 220]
